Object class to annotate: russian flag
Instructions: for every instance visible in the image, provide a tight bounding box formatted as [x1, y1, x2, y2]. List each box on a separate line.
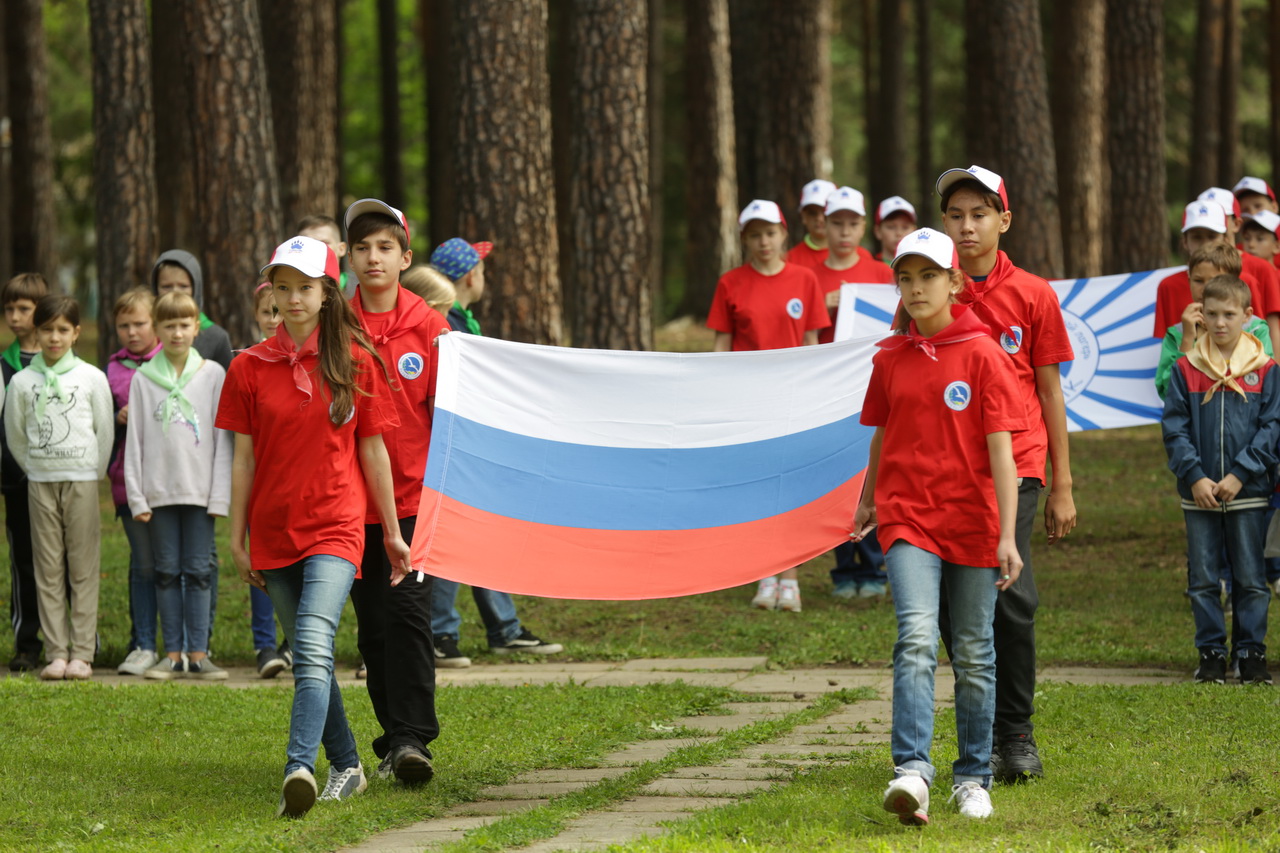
[410, 333, 878, 600]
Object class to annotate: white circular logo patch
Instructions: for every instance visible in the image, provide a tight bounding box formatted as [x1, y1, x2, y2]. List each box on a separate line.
[944, 381, 972, 411]
[1245, 371, 1260, 387]
[786, 298, 804, 319]
[1000, 325, 1024, 354]
[398, 352, 424, 380]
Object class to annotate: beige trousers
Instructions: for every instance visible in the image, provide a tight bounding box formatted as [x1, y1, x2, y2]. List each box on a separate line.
[28, 480, 100, 662]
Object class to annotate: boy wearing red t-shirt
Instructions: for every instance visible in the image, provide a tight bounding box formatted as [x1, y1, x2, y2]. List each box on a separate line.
[935, 165, 1077, 784]
[785, 179, 836, 269]
[1234, 176, 1279, 218]
[813, 187, 895, 347]
[343, 198, 448, 786]
[1199, 187, 1280, 337]
[873, 196, 918, 262]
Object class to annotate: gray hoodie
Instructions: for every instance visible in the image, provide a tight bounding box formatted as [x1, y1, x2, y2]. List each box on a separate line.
[151, 250, 234, 370]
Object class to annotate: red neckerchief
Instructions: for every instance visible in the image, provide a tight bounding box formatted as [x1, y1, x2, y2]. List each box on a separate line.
[350, 285, 429, 346]
[240, 323, 320, 404]
[876, 304, 990, 362]
[956, 251, 1021, 343]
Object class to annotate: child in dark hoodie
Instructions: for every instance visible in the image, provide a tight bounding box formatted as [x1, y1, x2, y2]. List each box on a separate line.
[152, 250, 233, 370]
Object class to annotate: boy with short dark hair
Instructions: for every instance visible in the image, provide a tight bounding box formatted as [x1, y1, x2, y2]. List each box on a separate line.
[1240, 211, 1280, 267]
[1163, 274, 1278, 685]
[1199, 187, 1280, 340]
[873, 196, 918, 261]
[786, 179, 837, 269]
[1, 273, 48, 671]
[1234, 176, 1279, 217]
[297, 214, 350, 295]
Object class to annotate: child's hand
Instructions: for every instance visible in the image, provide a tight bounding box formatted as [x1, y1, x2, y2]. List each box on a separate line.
[134, 512, 151, 523]
[232, 544, 265, 590]
[1213, 473, 1243, 503]
[116, 406, 129, 425]
[433, 329, 449, 347]
[385, 532, 413, 587]
[850, 503, 876, 541]
[825, 289, 841, 309]
[1181, 302, 1203, 331]
[1191, 477, 1220, 509]
[1044, 489, 1077, 544]
[996, 538, 1023, 591]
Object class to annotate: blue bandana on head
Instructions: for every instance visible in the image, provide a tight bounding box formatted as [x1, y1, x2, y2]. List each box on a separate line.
[429, 238, 480, 282]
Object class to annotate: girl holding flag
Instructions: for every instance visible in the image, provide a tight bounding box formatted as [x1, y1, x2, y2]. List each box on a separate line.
[852, 228, 1024, 824]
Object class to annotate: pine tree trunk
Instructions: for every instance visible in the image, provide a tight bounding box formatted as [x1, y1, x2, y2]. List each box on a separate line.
[450, 0, 563, 345]
[1106, 0, 1166, 273]
[378, 0, 404, 210]
[729, 0, 765, 209]
[1218, 0, 1240, 186]
[1051, 0, 1105, 278]
[862, 0, 881, 210]
[152, 1, 199, 253]
[682, 0, 739, 318]
[647, 0, 665, 325]
[871, 0, 908, 209]
[567, 0, 651, 350]
[916, 0, 933, 227]
[424, 0, 457, 247]
[179, 0, 283, 346]
[549, 0, 575, 332]
[4, 0, 58, 282]
[963, 0, 997, 166]
[261, 0, 340, 226]
[1272, 0, 1280, 181]
[89, 0, 158, 362]
[1190, 0, 1224, 195]
[0, 13, 12, 286]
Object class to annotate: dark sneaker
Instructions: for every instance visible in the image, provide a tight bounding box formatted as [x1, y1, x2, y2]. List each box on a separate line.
[491, 629, 563, 656]
[389, 744, 434, 786]
[989, 740, 1005, 780]
[433, 636, 472, 669]
[994, 734, 1043, 783]
[9, 651, 38, 672]
[278, 768, 317, 818]
[257, 647, 286, 679]
[1195, 649, 1227, 684]
[376, 754, 394, 780]
[1239, 652, 1274, 685]
[279, 640, 293, 670]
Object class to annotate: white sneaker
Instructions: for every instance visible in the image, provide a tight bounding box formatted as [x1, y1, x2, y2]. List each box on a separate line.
[319, 764, 368, 801]
[950, 781, 993, 818]
[777, 582, 802, 612]
[118, 649, 158, 675]
[883, 769, 929, 825]
[278, 768, 317, 818]
[751, 577, 779, 610]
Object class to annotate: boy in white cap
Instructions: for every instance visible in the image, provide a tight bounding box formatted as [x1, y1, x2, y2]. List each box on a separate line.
[786, 179, 837, 269]
[1198, 187, 1280, 334]
[873, 196, 918, 262]
[1241, 210, 1280, 267]
[811, 188, 895, 342]
[1233, 176, 1280, 217]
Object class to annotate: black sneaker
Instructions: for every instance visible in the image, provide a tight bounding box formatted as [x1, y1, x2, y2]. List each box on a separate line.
[278, 640, 293, 670]
[9, 650, 38, 672]
[994, 734, 1043, 783]
[1195, 649, 1228, 684]
[257, 647, 286, 680]
[1238, 652, 1274, 685]
[389, 743, 434, 786]
[989, 740, 1005, 780]
[490, 629, 564, 656]
[433, 636, 472, 669]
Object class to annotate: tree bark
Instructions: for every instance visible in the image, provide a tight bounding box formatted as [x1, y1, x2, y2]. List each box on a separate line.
[424, 0, 457, 247]
[681, 0, 739, 318]
[178, 0, 283, 346]
[871, 0, 908, 209]
[1106, 0, 1166, 273]
[450, 0, 563, 345]
[647, 0, 665, 325]
[1218, 0, 1240, 186]
[378, 0, 405, 210]
[962, 0, 997, 166]
[1190, 0, 1224, 195]
[261, 0, 340, 226]
[152, 1, 199, 253]
[729, 0, 765, 209]
[549, 0, 575, 332]
[566, 0, 651, 350]
[4, 0, 58, 283]
[1272, 0, 1280, 181]
[0, 10, 12, 287]
[1050, 0, 1105, 278]
[916, 0, 933, 227]
[89, 0, 158, 362]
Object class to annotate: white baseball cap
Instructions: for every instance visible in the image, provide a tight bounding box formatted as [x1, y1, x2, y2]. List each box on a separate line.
[1244, 209, 1280, 237]
[1197, 187, 1241, 219]
[1182, 199, 1228, 234]
[798, 179, 837, 211]
[824, 186, 866, 217]
[344, 198, 412, 245]
[261, 235, 341, 281]
[936, 165, 1010, 211]
[891, 228, 958, 270]
[738, 199, 787, 232]
[1234, 176, 1277, 201]
[875, 196, 917, 225]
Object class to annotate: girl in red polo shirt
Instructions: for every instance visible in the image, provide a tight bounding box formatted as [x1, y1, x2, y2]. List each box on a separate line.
[708, 199, 828, 612]
[217, 236, 408, 818]
[851, 228, 1024, 825]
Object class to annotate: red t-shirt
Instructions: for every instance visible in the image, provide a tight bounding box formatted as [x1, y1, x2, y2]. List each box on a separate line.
[706, 263, 830, 351]
[351, 286, 452, 523]
[1243, 252, 1280, 319]
[861, 306, 1027, 567]
[1153, 269, 1270, 337]
[955, 252, 1074, 479]
[786, 240, 828, 269]
[812, 250, 897, 344]
[216, 331, 400, 571]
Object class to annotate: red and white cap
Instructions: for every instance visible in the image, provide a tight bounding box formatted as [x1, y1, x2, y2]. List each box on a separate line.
[891, 227, 959, 270]
[1197, 187, 1241, 219]
[1234, 176, 1276, 201]
[344, 197, 412, 245]
[260, 235, 341, 281]
[824, 186, 866, 217]
[936, 165, 1010, 211]
[1182, 199, 1228, 234]
[798, 179, 837, 211]
[1244, 209, 1280, 237]
[875, 196, 917, 225]
[738, 199, 787, 232]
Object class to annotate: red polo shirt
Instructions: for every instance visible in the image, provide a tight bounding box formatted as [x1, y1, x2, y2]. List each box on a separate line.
[707, 263, 829, 351]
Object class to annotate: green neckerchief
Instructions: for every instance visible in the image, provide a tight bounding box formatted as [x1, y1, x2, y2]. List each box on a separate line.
[30, 351, 82, 419]
[198, 311, 214, 331]
[804, 234, 824, 251]
[3, 340, 23, 374]
[453, 302, 482, 336]
[137, 348, 205, 435]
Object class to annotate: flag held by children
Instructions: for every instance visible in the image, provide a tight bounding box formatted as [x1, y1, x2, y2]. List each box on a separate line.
[411, 334, 877, 599]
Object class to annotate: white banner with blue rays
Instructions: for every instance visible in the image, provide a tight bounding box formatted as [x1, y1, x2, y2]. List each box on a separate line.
[833, 266, 1185, 432]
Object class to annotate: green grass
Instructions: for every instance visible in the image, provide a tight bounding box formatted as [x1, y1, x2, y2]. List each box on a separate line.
[0, 678, 736, 852]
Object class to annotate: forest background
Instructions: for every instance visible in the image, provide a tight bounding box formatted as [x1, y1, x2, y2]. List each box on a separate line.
[0, 0, 1269, 356]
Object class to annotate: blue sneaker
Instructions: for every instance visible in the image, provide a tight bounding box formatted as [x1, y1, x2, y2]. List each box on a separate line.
[832, 581, 859, 600]
[857, 581, 888, 598]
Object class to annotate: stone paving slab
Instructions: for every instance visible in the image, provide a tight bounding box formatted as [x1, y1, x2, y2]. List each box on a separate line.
[343, 816, 501, 853]
[617, 656, 767, 671]
[599, 738, 708, 766]
[669, 714, 755, 732]
[447, 798, 549, 816]
[642, 776, 776, 796]
[513, 767, 632, 783]
[664, 764, 789, 780]
[612, 795, 735, 812]
[481, 780, 602, 799]
[581, 670, 744, 688]
[520, 813, 669, 853]
[721, 701, 809, 715]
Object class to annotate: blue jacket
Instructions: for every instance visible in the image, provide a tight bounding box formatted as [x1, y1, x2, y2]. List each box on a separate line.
[1163, 356, 1280, 510]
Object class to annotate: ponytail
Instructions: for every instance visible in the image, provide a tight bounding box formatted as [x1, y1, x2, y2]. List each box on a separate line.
[313, 276, 394, 425]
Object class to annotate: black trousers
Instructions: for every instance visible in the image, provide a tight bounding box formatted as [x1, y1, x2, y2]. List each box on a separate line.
[5, 488, 41, 658]
[350, 516, 439, 759]
[940, 477, 1040, 739]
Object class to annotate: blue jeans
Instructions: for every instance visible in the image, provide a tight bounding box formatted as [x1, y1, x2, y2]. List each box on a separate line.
[117, 505, 157, 651]
[430, 580, 522, 646]
[262, 555, 360, 776]
[250, 585, 277, 651]
[886, 541, 997, 789]
[149, 506, 215, 655]
[829, 538, 888, 586]
[1185, 509, 1269, 656]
